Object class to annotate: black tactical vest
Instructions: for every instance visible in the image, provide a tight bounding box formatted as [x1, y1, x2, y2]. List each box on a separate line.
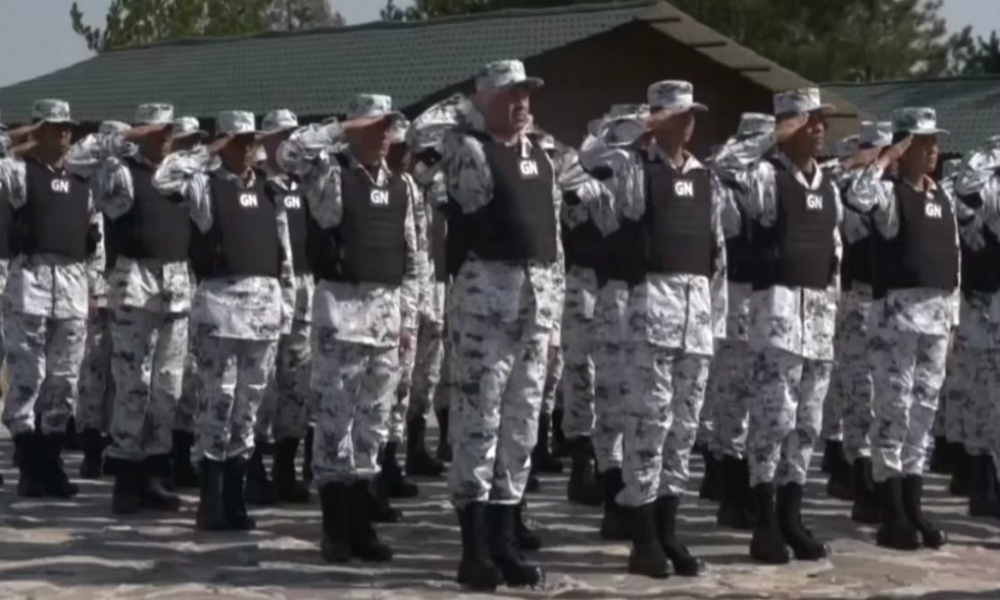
[564, 220, 604, 271]
[190, 171, 281, 279]
[723, 182, 754, 284]
[310, 155, 408, 286]
[841, 236, 874, 290]
[269, 180, 309, 276]
[643, 159, 713, 277]
[109, 158, 191, 263]
[465, 133, 557, 263]
[750, 160, 838, 290]
[18, 159, 91, 259]
[873, 181, 958, 298]
[593, 218, 646, 286]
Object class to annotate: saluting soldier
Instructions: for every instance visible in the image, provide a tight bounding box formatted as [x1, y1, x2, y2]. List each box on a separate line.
[1, 99, 104, 499]
[153, 110, 295, 532]
[848, 107, 961, 551]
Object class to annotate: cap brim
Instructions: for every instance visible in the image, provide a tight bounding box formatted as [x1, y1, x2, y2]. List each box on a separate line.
[514, 77, 545, 91]
[175, 130, 209, 140]
[343, 111, 404, 129]
[902, 128, 950, 137]
[775, 103, 836, 117]
[39, 118, 78, 126]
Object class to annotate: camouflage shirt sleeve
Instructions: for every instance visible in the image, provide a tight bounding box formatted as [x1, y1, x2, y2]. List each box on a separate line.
[277, 124, 345, 230]
[743, 160, 779, 227]
[0, 156, 27, 209]
[64, 131, 133, 181]
[444, 132, 493, 214]
[954, 147, 1000, 242]
[710, 172, 729, 339]
[712, 132, 777, 176]
[87, 208, 107, 303]
[152, 147, 215, 233]
[848, 163, 899, 239]
[400, 174, 421, 333]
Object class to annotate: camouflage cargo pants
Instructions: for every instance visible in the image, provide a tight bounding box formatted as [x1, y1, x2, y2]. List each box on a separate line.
[449, 313, 549, 507]
[560, 266, 596, 438]
[747, 348, 832, 486]
[311, 330, 398, 486]
[591, 280, 630, 473]
[406, 315, 448, 421]
[619, 343, 711, 507]
[541, 334, 564, 416]
[941, 317, 970, 445]
[194, 332, 278, 462]
[174, 339, 200, 434]
[106, 307, 187, 462]
[987, 352, 1000, 482]
[838, 287, 874, 462]
[76, 307, 114, 433]
[255, 320, 313, 443]
[956, 294, 993, 455]
[389, 325, 419, 445]
[870, 329, 948, 482]
[2, 313, 87, 436]
[708, 339, 753, 460]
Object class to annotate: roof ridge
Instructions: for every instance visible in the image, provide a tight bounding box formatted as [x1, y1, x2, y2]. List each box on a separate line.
[823, 74, 1000, 87]
[105, 0, 658, 54]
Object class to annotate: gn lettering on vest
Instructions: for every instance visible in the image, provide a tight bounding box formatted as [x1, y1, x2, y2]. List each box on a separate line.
[284, 194, 302, 210]
[673, 179, 694, 198]
[239, 192, 259, 208]
[370, 188, 390, 206]
[519, 159, 539, 178]
[806, 193, 824, 211]
[51, 179, 71, 194]
[925, 201, 943, 219]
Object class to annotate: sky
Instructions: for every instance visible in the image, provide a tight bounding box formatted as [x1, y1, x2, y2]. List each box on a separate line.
[0, 0, 996, 87]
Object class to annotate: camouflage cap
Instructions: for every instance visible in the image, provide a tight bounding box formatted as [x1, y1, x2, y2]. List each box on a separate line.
[891, 107, 949, 136]
[836, 135, 860, 160]
[173, 116, 208, 139]
[99, 120, 131, 135]
[32, 99, 77, 125]
[344, 94, 403, 128]
[736, 113, 775, 138]
[262, 109, 299, 134]
[134, 103, 174, 126]
[215, 110, 261, 137]
[389, 117, 410, 145]
[607, 103, 650, 120]
[941, 158, 961, 180]
[647, 81, 707, 113]
[474, 59, 544, 93]
[773, 88, 834, 117]
[859, 121, 892, 148]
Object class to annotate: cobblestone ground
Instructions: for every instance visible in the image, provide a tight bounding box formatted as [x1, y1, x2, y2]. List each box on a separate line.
[1, 429, 1000, 600]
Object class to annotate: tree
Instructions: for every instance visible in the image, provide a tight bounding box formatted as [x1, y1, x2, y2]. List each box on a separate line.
[948, 27, 1000, 75]
[72, 0, 344, 53]
[380, 0, 424, 22]
[385, 0, 956, 82]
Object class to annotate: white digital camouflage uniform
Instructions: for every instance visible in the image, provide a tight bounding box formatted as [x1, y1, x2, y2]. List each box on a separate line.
[0, 100, 105, 438]
[278, 96, 419, 487]
[588, 84, 729, 507]
[75, 120, 131, 436]
[153, 111, 294, 462]
[72, 105, 193, 464]
[714, 101, 845, 488]
[847, 108, 964, 483]
[253, 110, 316, 446]
[953, 139, 1000, 479]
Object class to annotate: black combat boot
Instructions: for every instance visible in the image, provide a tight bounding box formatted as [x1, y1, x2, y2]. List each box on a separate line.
[222, 456, 256, 531]
[776, 483, 829, 560]
[567, 437, 602, 506]
[968, 454, 1000, 518]
[875, 477, 921, 550]
[526, 471, 541, 493]
[749, 482, 791, 564]
[382, 442, 419, 498]
[717, 456, 755, 530]
[948, 445, 972, 497]
[110, 459, 142, 515]
[302, 425, 314, 483]
[820, 439, 844, 474]
[405, 415, 445, 477]
[171, 430, 199, 489]
[272, 437, 310, 504]
[488, 503, 545, 587]
[599, 468, 629, 540]
[244, 444, 276, 506]
[435, 408, 452, 463]
[698, 450, 723, 502]
[38, 433, 78, 498]
[654, 495, 705, 576]
[13, 432, 46, 498]
[195, 458, 229, 531]
[902, 475, 946, 549]
[927, 436, 952, 474]
[531, 412, 564, 474]
[850, 457, 880, 524]
[139, 455, 182, 512]
[369, 472, 404, 523]
[456, 502, 503, 591]
[551, 407, 568, 458]
[78, 428, 104, 480]
[825, 445, 853, 501]
[348, 480, 393, 562]
[319, 482, 351, 563]
[514, 499, 541, 551]
[626, 502, 671, 579]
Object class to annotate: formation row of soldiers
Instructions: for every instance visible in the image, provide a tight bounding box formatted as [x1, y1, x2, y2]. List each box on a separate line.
[1, 57, 1000, 592]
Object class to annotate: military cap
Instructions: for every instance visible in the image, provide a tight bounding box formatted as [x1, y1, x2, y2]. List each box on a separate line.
[474, 59, 544, 93]
[32, 99, 77, 125]
[262, 109, 299, 134]
[99, 120, 131, 135]
[647, 81, 707, 113]
[891, 107, 949, 136]
[736, 113, 775, 139]
[344, 94, 403, 128]
[773, 88, 834, 117]
[859, 121, 892, 148]
[836, 135, 860, 160]
[215, 110, 261, 137]
[173, 116, 208, 140]
[134, 103, 174, 126]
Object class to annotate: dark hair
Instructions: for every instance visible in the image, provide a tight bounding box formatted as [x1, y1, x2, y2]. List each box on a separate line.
[891, 131, 909, 145]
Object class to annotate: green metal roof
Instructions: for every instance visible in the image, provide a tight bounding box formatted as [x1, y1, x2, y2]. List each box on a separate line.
[0, 1, 659, 124]
[824, 76, 1000, 155]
